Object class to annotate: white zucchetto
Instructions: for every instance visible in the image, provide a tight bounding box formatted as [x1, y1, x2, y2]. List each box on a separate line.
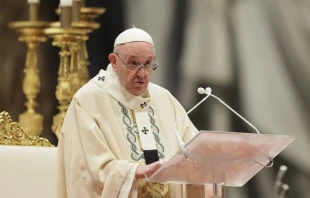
[114, 27, 154, 47]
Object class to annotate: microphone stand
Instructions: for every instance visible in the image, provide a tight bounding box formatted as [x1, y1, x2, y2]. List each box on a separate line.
[274, 165, 289, 198]
[173, 87, 268, 198]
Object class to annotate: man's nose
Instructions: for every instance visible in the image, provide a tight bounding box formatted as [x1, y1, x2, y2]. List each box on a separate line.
[136, 66, 146, 77]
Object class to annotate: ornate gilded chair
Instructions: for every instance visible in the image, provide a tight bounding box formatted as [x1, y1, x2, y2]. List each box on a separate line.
[0, 111, 57, 198]
[0, 111, 53, 146]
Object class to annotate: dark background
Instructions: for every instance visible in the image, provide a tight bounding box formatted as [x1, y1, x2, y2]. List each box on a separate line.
[1, 0, 309, 197]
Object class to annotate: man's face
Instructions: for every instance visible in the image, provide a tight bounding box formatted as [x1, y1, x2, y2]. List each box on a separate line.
[109, 42, 155, 96]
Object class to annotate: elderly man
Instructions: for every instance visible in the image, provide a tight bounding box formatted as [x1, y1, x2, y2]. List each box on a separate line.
[57, 28, 205, 197]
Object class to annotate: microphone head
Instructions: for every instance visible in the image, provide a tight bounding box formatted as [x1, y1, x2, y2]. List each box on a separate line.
[205, 87, 212, 94]
[197, 87, 205, 94]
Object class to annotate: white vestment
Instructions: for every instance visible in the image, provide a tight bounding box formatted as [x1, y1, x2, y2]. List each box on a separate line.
[57, 68, 203, 198]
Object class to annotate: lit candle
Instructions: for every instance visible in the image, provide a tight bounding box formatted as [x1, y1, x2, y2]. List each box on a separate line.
[60, 0, 72, 28]
[60, 0, 73, 6]
[28, 0, 39, 21]
[72, 0, 81, 22]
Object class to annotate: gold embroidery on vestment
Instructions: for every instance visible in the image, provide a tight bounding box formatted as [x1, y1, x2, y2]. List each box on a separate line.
[138, 179, 171, 198]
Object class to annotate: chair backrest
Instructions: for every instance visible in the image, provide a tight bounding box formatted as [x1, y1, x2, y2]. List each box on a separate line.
[0, 145, 58, 198]
[0, 111, 57, 198]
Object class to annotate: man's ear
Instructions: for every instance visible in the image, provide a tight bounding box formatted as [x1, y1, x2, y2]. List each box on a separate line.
[108, 53, 118, 72]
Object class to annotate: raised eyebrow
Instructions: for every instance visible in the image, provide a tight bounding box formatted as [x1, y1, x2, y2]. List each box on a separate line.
[144, 56, 154, 61]
[127, 55, 138, 60]
[126, 55, 154, 61]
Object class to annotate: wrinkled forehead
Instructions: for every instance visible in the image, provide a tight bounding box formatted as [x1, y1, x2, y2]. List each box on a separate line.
[117, 42, 155, 58]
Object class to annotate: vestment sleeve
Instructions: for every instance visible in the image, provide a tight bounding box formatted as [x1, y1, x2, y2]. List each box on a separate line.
[57, 99, 138, 198]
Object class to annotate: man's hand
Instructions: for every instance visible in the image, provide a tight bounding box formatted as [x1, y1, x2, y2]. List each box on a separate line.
[135, 161, 164, 180]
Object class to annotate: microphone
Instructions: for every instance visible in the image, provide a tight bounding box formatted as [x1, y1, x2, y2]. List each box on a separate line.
[174, 86, 261, 155]
[197, 87, 205, 94]
[173, 87, 212, 152]
[197, 87, 211, 95]
[274, 165, 289, 197]
[197, 87, 260, 134]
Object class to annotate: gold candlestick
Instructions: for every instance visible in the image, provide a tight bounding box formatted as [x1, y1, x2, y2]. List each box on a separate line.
[79, 34, 90, 84]
[72, 0, 81, 22]
[55, 6, 105, 84]
[60, 6, 72, 28]
[50, 21, 99, 86]
[9, 21, 49, 137]
[44, 27, 88, 138]
[78, 7, 105, 83]
[53, 6, 106, 86]
[47, 5, 105, 138]
[28, 2, 39, 21]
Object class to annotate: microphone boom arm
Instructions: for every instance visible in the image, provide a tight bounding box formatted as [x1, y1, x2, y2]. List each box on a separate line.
[174, 87, 260, 156]
[174, 89, 212, 153]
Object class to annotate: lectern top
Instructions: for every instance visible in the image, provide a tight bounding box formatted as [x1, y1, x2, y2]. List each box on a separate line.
[147, 131, 295, 186]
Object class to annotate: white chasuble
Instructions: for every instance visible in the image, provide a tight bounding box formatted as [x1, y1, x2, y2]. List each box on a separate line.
[135, 108, 159, 164]
[118, 101, 171, 197]
[57, 69, 205, 198]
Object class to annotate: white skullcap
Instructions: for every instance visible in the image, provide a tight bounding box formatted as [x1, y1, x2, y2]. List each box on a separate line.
[114, 27, 154, 47]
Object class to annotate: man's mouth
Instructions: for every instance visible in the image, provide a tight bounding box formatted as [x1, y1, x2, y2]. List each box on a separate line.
[133, 81, 146, 87]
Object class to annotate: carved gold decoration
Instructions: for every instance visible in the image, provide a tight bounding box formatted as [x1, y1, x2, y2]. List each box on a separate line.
[55, 7, 105, 85]
[75, 7, 105, 84]
[56, 7, 106, 23]
[79, 34, 89, 85]
[0, 111, 54, 147]
[8, 21, 49, 137]
[46, 7, 105, 138]
[44, 28, 88, 138]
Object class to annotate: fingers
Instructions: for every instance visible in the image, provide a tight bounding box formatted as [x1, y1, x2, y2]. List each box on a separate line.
[151, 160, 164, 169]
[135, 161, 165, 180]
[146, 160, 164, 177]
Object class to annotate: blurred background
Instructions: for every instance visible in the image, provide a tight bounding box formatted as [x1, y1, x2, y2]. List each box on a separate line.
[0, 0, 309, 197]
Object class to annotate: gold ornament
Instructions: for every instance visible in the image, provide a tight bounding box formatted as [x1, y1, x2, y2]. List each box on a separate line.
[45, 28, 87, 137]
[0, 111, 53, 147]
[9, 21, 49, 137]
[46, 6, 105, 138]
